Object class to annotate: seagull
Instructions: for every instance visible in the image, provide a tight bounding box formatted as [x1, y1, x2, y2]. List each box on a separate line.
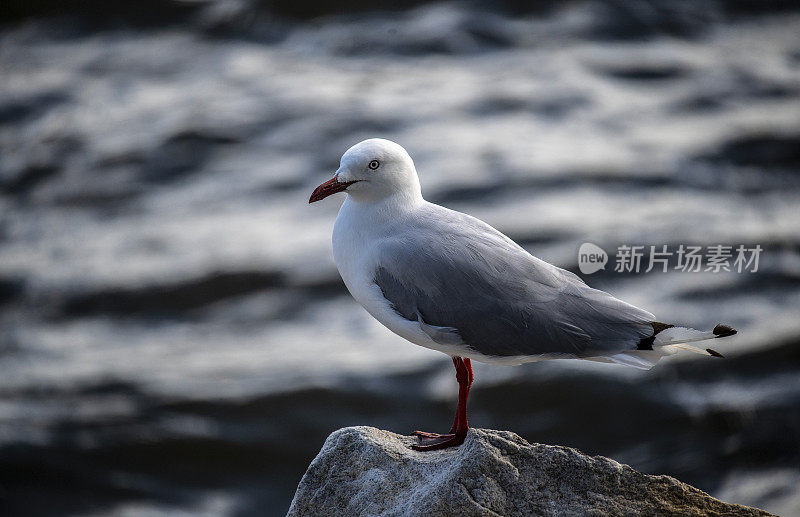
[309, 138, 737, 451]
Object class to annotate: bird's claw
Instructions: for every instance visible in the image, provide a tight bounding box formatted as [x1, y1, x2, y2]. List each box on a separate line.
[411, 430, 450, 439]
[411, 431, 466, 451]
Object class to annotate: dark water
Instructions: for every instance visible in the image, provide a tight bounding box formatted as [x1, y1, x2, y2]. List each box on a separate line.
[1, 1, 800, 515]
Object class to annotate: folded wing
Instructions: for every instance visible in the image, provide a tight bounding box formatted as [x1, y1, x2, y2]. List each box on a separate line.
[372, 207, 655, 359]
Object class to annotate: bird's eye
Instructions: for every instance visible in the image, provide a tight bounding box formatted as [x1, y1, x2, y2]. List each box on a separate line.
[368, 160, 380, 170]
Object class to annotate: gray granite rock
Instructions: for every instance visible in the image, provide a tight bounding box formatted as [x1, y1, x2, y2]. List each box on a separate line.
[288, 426, 772, 517]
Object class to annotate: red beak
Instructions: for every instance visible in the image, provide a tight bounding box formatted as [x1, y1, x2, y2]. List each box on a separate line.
[309, 176, 357, 203]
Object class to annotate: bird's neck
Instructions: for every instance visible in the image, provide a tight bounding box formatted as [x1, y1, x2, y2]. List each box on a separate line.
[337, 190, 425, 236]
[346, 188, 423, 216]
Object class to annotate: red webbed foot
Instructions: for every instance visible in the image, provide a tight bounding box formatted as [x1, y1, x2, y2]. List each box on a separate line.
[411, 430, 451, 439]
[411, 431, 466, 451]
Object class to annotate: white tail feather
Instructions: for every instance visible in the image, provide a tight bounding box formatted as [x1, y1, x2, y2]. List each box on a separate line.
[664, 343, 712, 355]
[653, 326, 716, 346]
[653, 325, 734, 358]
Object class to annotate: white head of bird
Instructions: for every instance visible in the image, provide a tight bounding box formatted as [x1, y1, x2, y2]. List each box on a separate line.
[309, 138, 422, 204]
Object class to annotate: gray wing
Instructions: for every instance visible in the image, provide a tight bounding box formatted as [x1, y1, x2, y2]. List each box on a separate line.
[373, 207, 654, 358]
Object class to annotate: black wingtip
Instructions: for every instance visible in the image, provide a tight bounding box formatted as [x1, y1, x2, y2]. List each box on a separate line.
[712, 324, 737, 338]
[706, 348, 725, 358]
[639, 321, 676, 350]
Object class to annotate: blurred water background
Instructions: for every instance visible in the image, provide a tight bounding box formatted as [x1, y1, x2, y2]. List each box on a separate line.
[2, 0, 800, 515]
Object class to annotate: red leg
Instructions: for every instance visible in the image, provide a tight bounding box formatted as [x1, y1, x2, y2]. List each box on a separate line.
[412, 356, 474, 451]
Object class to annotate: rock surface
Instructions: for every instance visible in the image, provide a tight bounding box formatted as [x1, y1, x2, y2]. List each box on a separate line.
[288, 427, 772, 517]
